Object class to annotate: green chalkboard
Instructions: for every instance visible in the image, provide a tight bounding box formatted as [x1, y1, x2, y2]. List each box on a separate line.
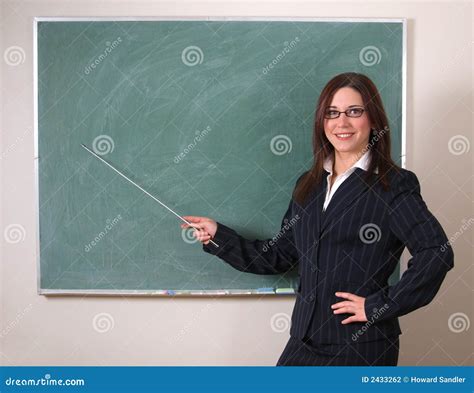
[35, 18, 405, 294]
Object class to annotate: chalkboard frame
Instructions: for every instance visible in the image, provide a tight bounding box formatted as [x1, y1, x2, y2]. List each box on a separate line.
[33, 16, 407, 296]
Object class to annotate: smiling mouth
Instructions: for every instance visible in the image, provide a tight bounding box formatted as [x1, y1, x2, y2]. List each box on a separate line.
[335, 133, 354, 140]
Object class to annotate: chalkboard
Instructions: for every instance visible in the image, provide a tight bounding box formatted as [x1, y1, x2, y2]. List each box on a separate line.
[35, 18, 405, 295]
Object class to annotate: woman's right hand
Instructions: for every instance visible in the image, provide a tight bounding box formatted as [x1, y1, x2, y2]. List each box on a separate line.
[181, 216, 217, 245]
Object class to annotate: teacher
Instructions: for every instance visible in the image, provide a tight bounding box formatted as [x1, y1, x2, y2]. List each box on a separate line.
[180, 72, 454, 366]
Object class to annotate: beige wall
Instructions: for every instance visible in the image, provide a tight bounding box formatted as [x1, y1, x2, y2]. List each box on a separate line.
[1, 0, 472, 366]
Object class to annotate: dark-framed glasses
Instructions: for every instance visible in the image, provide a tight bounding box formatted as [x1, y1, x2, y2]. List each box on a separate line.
[324, 107, 365, 119]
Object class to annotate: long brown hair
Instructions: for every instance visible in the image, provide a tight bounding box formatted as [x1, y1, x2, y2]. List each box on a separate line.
[293, 72, 401, 206]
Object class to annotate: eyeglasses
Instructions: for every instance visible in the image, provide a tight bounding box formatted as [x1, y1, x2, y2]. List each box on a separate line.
[324, 107, 365, 119]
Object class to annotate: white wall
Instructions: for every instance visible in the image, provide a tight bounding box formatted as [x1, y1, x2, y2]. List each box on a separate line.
[1, 0, 472, 366]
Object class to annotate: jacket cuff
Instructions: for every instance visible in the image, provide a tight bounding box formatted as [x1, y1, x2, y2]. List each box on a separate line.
[364, 290, 399, 323]
[202, 222, 235, 256]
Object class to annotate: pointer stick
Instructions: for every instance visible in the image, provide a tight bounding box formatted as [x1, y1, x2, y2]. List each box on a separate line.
[81, 144, 219, 248]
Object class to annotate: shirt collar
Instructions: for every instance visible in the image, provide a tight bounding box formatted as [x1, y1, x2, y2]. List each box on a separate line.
[323, 150, 378, 175]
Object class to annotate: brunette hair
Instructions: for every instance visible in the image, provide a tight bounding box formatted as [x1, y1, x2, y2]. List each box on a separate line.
[292, 72, 401, 206]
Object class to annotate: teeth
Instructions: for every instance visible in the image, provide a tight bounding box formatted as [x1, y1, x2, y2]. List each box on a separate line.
[336, 134, 353, 137]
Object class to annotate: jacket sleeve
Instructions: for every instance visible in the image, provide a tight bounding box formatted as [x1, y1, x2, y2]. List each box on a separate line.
[364, 170, 454, 322]
[201, 174, 306, 275]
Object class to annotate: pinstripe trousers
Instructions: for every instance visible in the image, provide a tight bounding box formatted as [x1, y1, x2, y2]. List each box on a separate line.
[276, 336, 399, 366]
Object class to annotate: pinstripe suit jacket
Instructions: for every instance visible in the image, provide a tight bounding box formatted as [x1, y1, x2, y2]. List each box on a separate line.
[203, 167, 454, 344]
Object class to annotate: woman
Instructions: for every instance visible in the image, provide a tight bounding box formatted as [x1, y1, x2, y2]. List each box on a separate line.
[180, 72, 454, 366]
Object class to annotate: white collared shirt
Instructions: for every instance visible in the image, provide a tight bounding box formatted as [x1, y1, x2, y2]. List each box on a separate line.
[322, 151, 377, 212]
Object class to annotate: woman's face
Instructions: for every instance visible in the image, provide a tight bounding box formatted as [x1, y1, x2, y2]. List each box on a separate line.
[324, 87, 371, 156]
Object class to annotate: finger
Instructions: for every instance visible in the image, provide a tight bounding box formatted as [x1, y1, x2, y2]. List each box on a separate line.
[192, 228, 204, 238]
[186, 224, 204, 232]
[182, 216, 203, 223]
[341, 315, 359, 324]
[335, 292, 357, 301]
[197, 232, 210, 241]
[196, 231, 210, 241]
[333, 306, 355, 315]
[331, 301, 351, 309]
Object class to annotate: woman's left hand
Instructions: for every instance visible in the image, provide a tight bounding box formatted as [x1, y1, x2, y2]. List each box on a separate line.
[331, 292, 368, 324]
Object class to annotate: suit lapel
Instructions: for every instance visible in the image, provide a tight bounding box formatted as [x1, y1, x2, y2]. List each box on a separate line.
[320, 168, 370, 235]
[301, 171, 329, 238]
